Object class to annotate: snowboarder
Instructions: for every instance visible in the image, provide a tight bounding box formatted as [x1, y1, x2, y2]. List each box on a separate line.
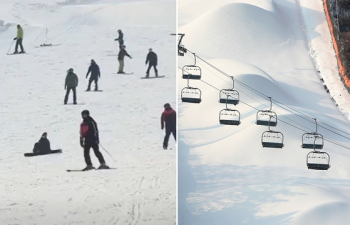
[86, 59, 100, 91]
[13, 24, 25, 54]
[145, 48, 158, 78]
[64, 68, 79, 105]
[32, 132, 52, 154]
[114, 29, 124, 47]
[161, 103, 176, 150]
[80, 110, 109, 171]
[117, 45, 132, 74]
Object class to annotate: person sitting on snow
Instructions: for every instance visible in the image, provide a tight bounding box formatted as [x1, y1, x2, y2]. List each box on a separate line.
[33, 132, 51, 154]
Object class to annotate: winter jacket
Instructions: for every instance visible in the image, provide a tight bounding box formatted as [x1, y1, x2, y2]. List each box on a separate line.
[146, 52, 158, 65]
[161, 108, 176, 129]
[80, 116, 99, 145]
[17, 27, 23, 39]
[86, 63, 100, 79]
[36, 138, 51, 154]
[116, 32, 123, 41]
[65, 72, 79, 88]
[118, 48, 131, 60]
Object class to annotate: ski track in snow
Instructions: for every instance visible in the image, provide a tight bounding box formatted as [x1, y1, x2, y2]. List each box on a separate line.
[178, 0, 350, 225]
[0, 0, 176, 224]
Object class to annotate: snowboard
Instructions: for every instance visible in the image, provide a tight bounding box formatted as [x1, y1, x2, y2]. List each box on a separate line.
[141, 76, 165, 79]
[65, 103, 85, 105]
[24, 149, 62, 157]
[67, 167, 117, 172]
[7, 52, 26, 55]
[114, 72, 134, 75]
[35, 44, 62, 48]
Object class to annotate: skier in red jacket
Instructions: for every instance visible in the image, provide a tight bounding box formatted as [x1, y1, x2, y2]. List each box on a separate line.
[161, 103, 176, 149]
[80, 110, 109, 171]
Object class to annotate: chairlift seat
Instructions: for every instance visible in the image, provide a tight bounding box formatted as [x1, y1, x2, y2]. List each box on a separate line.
[307, 163, 330, 170]
[219, 98, 239, 105]
[182, 65, 201, 80]
[219, 119, 240, 125]
[182, 97, 201, 103]
[262, 142, 284, 148]
[302, 144, 323, 149]
[257, 120, 277, 126]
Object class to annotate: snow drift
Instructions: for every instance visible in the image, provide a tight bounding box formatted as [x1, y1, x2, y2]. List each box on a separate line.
[178, 0, 350, 224]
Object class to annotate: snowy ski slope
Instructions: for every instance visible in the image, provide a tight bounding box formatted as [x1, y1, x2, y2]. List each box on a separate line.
[178, 0, 350, 224]
[0, 0, 176, 224]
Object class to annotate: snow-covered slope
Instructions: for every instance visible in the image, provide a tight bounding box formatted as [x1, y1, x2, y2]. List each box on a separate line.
[0, 0, 176, 224]
[178, 0, 350, 224]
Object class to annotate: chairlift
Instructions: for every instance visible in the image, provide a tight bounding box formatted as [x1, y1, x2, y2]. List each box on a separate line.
[261, 115, 284, 148]
[219, 76, 239, 105]
[306, 151, 330, 170]
[182, 54, 201, 80]
[301, 118, 324, 149]
[256, 97, 277, 126]
[219, 96, 241, 125]
[181, 77, 202, 103]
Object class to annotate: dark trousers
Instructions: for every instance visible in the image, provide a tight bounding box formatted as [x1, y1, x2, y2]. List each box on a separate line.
[118, 40, 124, 47]
[87, 78, 98, 90]
[146, 64, 158, 76]
[15, 38, 24, 53]
[84, 142, 106, 166]
[64, 87, 77, 104]
[163, 126, 176, 148]
[33, 143, 50, 154]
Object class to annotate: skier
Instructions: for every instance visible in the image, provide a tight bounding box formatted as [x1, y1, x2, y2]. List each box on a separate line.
[13, 24, 25, 54]
[80, 110, 109, 171]
[64, 68, 79, 105]
[161, 103, 176, 150]
[86, 59, 100, 91]
[117, 45, 132, 74]
[32, 132, 51, 154]
[145, 48, 158, 78]
[114, 29, 124, 47]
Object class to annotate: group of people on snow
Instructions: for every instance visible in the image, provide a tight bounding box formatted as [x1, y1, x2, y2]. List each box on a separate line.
[14, 25, 174, 169]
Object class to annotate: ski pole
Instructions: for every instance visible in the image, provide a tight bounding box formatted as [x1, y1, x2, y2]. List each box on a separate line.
[7, 40, 14, 54]
[99, 143, 116, 162]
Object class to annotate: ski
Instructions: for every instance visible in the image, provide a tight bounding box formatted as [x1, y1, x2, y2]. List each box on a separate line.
[141, 76, 165, 79]
[114, 72, 134, 75]
[65, 103, 85, 105]
[7, 52, 27, 55]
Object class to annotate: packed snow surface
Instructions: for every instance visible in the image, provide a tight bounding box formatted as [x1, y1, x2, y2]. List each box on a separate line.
[178, 0, 350, 224]
[0, 0, 176, 224]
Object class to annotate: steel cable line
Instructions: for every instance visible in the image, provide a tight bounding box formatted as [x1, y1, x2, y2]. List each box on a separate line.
[182, 48, 350, 139]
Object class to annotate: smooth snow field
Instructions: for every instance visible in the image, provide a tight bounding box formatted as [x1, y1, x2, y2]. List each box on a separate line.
[178, 0, 350, 224]
[0, 0, 176, 224]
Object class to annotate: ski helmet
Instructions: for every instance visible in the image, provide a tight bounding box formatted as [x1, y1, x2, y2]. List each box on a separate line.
[164, 103, 170, 108]
[81, 110, 90, 116]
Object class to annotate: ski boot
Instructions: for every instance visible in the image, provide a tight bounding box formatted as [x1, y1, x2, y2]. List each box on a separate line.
[82, 165, 95, 171]
[86, 87, 91, 92]
[98, 163, 110, 169]
[117, 71, 125, 74]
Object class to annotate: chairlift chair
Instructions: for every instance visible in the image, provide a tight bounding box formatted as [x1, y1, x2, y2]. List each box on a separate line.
[261, 115, 284, 148]
[306, 151, 330, 170]
[181, 87, 202, 103]
[256, 97, 277, 126]
[219, 76, 240, 105]
[219, 98, 241, 125]
[301, 119, 324, 149]
[182, 65, 201, 80]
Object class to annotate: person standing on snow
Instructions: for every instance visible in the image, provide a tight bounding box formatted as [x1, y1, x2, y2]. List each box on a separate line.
[86, 59, 100, 91]
[161, 103, 176, 150]
[80, 110, 109, 171]
[13, 24, 25, 54]
[117, 45, 132, 74]
[64, 68, 79, 105]
[145, 48, 158, 78]
[114, 29, 124, 47]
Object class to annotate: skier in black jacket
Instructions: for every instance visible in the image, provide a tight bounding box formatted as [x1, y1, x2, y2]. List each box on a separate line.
[114, 29, 124, 47]
[80, 110, 109, 171]
[117, 45, 132, 74]
[86, 59, 100, 91]
[145, 48, 158, 77]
